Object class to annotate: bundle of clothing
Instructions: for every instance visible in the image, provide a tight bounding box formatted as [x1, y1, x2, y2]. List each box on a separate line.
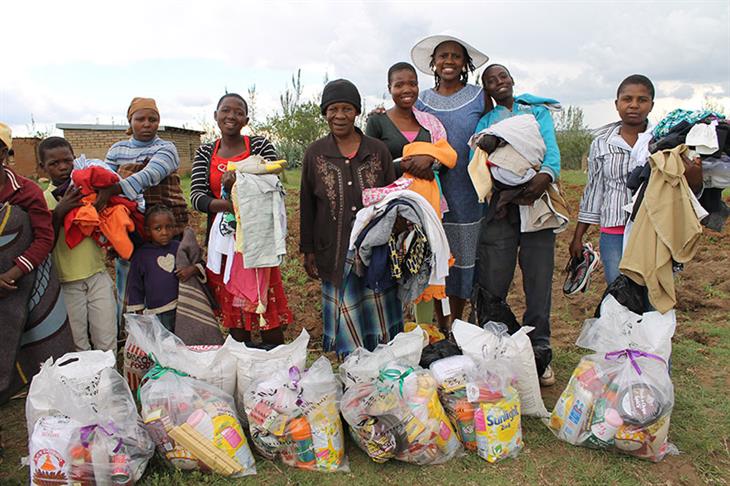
[350, 189, 451, 306]
[206, 156, 290, 326]
[62, 156, 145, 260]
[467, 114, 569, 233]
[638, 109, 730, 231]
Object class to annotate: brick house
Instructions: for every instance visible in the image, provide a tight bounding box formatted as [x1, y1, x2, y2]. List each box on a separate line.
[9, 137, 42, 178]
[56, 124, 204, 175]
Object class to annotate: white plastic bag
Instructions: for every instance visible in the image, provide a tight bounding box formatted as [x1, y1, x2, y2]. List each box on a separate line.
[549, 296, 677, 462]
[452, 320, 549, 417]
[223, 328, 309, 418]
[139, 365, 256, 476]
[243, 357, 348, 472]
[339, 326, 427, 390]
[26, 351, 154, 485]
[341, 360, 462, 465]
[576, 295, 676, 360]
[125, 314, 236, 396]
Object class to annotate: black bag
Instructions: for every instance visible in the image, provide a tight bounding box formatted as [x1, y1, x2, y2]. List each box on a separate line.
[469, 285, 521, 334]
[419, 340, 462, 368]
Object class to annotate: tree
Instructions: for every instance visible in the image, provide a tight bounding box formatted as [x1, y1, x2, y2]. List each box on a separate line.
[258, 69, 328, 168]
[554, 106, 593, 170]
[702, 96, 727, 115]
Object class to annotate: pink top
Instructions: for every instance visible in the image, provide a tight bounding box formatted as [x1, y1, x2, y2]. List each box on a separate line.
[600, 225, 626, 235]
[401, 130, 419, 143]
[412, 108, 447, 143]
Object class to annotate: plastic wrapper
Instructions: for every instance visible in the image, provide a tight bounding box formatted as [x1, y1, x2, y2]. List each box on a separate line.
[243, 357, 348, 472]
[453, 320, 549, 417]
[26, 351, 154, 485]
[139, 363, 256, 476]
[431, 355, 523, 462]
[125, 314, 236, 396]
[548, 295, 678, 462]
[341, 362, 462, 465]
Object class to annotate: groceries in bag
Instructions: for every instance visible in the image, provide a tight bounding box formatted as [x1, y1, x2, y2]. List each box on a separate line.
[341, 361, 462, 465]
[26, 351, 154, 485]
[139, 360, 256, 476]
[243, 357, 348, 472]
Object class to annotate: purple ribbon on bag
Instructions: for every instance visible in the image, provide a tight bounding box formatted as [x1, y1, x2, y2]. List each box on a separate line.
[79, 422, 123, 453]
[604, 348, 667, 375]
[288, 366, 305, 407]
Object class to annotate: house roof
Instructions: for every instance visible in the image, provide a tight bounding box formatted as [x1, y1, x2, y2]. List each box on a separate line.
[56, 123, 204, 135]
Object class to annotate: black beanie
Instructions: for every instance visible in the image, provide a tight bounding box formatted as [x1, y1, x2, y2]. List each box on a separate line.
[320, 79, 361, 115]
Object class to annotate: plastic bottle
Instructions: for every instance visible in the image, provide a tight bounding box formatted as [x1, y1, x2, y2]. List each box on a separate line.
[559, 384, 594, 445]
[473, 405, 490, 460]
[287, 417, 316, 469]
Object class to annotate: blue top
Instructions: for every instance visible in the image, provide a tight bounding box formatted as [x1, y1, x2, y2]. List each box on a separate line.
[126, 240, 180, 314]
[415, 84, 486, 299]
[474, 93, 561, 181]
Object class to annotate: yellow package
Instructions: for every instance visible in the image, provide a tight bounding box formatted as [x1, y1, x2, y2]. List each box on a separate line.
[473, 387, 523, 462]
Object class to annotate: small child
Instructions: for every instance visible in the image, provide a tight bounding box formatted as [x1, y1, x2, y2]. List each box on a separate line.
[125, 205, 199, 331]
[0, 123, 54, 297]
[38, 137, 117, 352]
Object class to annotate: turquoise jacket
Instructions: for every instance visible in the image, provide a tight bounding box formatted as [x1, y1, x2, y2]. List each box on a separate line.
[474, 93, 561, 181]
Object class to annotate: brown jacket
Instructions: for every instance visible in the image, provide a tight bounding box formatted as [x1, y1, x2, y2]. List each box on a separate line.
[620, 144, 703, 313]
[300, 130, 395, 285]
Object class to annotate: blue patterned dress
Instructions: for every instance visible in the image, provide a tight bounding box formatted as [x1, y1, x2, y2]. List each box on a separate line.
[416, 84, 485, 299]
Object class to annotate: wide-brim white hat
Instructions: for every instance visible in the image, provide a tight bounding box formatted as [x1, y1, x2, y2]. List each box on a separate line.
[410, 33, 489, 75]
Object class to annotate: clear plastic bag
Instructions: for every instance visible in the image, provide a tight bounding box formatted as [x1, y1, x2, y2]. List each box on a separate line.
[26, 351, 154, 485]
[139, 364, 256, 476]
[431, 354, 523, 462]
[452, 320, 549, 417]
[549, 296, 677, 462]
[340, 361, 462, 465]
[243, 357, 348, 472]
[125, 314, 237, 397]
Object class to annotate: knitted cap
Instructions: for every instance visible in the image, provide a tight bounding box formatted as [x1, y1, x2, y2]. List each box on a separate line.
[320, 79, 361, 115]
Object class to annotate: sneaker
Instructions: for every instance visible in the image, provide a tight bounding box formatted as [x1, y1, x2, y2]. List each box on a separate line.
[563, 243, 600, 295]
[540, 364, 556, 387]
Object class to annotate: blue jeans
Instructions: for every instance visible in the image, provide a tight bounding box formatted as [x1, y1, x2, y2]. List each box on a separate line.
[599, 232, 624, 285]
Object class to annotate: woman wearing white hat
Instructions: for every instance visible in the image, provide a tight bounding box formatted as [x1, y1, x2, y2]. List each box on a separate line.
[410, 34, 490, 328]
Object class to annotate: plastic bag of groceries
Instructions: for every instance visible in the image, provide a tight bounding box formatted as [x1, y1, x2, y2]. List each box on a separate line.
[26, 351, 154, 485]
[223, 328, 309, 419]
[339, 326, 427, 389]
[430, 353, 523, 462]
[548, 295, 677, 462]
[340, 361, 462, 465]
[243, 356, 348, 472]
[453, 320, 549, 417]
[125, 314, 236, 396]
[139, 360, 256, 476]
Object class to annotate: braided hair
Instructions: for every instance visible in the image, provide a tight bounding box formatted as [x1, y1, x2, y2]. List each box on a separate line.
[429, 42, 476, 90]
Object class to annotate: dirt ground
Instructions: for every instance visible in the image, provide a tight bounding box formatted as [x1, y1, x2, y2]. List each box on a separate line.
[1, 175, 729, 484]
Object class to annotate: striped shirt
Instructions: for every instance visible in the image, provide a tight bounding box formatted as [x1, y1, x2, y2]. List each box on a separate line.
[190, 136, 277, 213]
[105, 136, 180, 200]
[578, 121, 651, 227]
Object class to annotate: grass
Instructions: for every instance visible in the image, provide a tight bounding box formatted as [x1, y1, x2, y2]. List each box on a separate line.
[2, 168, 730, 485]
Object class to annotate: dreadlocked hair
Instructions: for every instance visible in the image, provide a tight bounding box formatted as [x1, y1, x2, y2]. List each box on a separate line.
[429, 42, 476, 90]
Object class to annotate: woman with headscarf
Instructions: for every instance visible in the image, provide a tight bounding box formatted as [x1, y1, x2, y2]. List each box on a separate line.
[409, 34, 490, 328]
[300, 79, 400, 357]
[103, 97, 189, 328]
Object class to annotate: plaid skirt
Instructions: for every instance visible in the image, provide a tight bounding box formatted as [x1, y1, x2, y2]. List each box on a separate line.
[322, 261, 403, 357]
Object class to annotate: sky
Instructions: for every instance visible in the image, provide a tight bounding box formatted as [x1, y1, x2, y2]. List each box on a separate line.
[2, 0, 729, 136]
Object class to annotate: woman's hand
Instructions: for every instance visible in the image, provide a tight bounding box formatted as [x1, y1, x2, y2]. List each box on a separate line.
[402, 155, 435, 180]
[303, 253, 319, 280]
[520, 173, 551, 205]
[222, 171, 236, 193]
[94, 183, 122, 211]
[175, 265, 199, 282]
[0, 266, 24, 298]
[569, 237, 584, 261]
